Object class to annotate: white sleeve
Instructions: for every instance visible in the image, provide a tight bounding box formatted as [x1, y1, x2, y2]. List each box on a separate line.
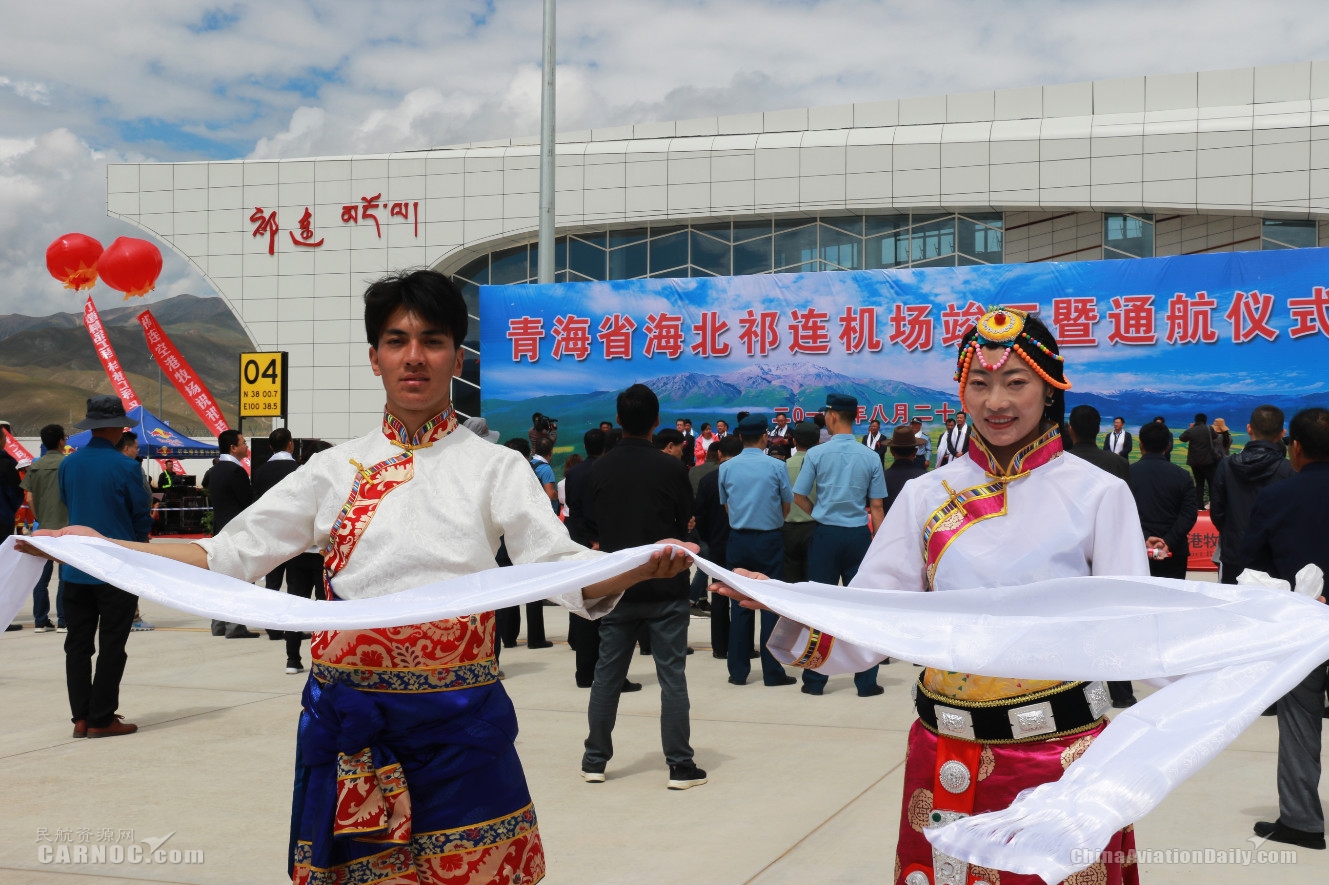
[767, 478, 929, 674]
[1091, 477, 1152, 578]
[488, 447, 616, 618]
[194, 462, 323, 582]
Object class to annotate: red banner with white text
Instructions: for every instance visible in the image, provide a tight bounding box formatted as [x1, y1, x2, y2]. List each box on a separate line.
[83, 297, 141, 412]
[137, 311, 229, 437]
[3, 428, 33, 464]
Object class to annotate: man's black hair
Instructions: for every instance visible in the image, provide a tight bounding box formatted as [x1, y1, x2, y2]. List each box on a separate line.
[654, 428, 685, 449]
[504, 437, 532, 460]
[300, 439, 334, 466]
[116, 431, 137, 452]
[812, 414, 825, 428]
[699, 422, 711, 432]
[363, 269, 468, 348]
[1139, 422, 1171, 454]
[1194, 413, 1207, 425]
[1289, 407, 1329, 460]
[605, 427, 623, 452]
[616, 383, 659, 436]
[716, 435, 744, 459]
[532, 436, 554, 458]
[1113, 416, 1125, 424]
[219, 429, 241, 453]
[1249, 405, 1284, 441]
[583, 428, 606, 458]
[1152, 415, 1166, 424]
[39, 423, 65, 452]
[1068, 404, 1101, 444]
[269, 427, 293, 452]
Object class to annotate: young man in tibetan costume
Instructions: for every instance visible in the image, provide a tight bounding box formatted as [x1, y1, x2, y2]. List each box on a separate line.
[721, 307, 1149, 885]
[24, 270, 692, 885]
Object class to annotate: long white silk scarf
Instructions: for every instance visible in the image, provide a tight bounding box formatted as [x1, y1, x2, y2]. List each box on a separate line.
[3, 535, 1326, 883]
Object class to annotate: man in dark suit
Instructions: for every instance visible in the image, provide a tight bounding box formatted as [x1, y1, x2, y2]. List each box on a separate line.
[1128, 422, 1197, 581]
[695, 434, 742, 661]
[1102, 416, 1132, 460]
[860, 419, 888, 465]
[1211, 404, 1293, 584]
[1066, 405, 1130, 483]
[1180, 412, 1220, 506]
[676, 419, 696, 468]
[583, 384, 705, 789]
[882, 428, 926, 516]
[1241, 407, 1329, 851]
[251, 427, 308, 657]
[208, 429, 258, 638]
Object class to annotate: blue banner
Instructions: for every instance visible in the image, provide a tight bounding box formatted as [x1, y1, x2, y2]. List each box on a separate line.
[480, 248, 1329, 449]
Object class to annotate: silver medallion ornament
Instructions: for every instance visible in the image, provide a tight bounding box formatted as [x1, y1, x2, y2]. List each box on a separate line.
[904, 872, 930, 885]
[938, 760, 971, 794]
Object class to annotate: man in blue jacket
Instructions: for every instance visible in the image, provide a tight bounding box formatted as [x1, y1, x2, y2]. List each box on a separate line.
[58, 396, 152, 739]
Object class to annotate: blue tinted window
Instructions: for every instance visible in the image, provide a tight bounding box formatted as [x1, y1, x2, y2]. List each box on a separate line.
[608, 242, 647, 279]
[733, 237, 772, 275]
[609, 228, 648, 248]
[568, 237, 607, 280]
[1262, 219, 1316, 249]
[733, 218, 773, 241]
[958, 218, 1002, 263]
[690, 231, 731, 276]
[818, 223, 861, 270]
[489, 246, 528, 285]
[774, 225, 818, 271]
[912, 217, 955, 261]
[650, 231, 688, 272]
[456, 255, 489, 285]
[1104, 214, 1153, 259]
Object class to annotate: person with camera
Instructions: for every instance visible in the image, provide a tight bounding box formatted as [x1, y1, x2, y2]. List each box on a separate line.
[528, 412, 558, 450]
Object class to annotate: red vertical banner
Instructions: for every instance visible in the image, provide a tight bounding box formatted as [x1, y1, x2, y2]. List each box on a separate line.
[83, 297, 141, 412]
[3, 428, 33, 464]
[137, 310, 230, 437]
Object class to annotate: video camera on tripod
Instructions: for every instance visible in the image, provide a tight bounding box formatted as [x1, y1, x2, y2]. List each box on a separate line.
[532, 412, 559, 434]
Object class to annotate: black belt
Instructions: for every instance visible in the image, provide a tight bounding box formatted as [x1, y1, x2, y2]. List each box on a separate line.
[913, 674, 1109, 744]
[730, 527, 782, 535]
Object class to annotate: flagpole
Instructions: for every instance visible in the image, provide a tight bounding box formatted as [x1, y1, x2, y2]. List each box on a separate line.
[537, 0, 556, 285]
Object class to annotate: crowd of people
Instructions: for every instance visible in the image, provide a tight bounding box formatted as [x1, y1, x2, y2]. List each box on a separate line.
[7, 274, 1329, 882]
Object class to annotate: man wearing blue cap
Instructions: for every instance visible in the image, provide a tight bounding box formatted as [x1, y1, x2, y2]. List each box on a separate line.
[717, 414, 796, 687]
[792, 394, 888, 697]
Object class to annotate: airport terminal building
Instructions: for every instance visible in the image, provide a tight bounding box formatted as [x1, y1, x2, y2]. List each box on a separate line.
[108, 61, 1329, 441]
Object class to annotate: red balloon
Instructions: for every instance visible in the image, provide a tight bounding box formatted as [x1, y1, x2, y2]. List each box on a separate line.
[46, 233, 103, 291]
[97, 237, 163, 299]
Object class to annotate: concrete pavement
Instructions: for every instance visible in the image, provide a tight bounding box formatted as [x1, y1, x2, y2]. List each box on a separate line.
[1, 579, 1326, 885]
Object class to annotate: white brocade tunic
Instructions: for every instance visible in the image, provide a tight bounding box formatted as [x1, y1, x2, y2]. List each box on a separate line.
[196, 425, 610, 614]
[768, 442, 1150, 680]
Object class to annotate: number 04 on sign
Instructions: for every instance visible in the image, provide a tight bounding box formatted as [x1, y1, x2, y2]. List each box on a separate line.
[239, 351, 288, 419]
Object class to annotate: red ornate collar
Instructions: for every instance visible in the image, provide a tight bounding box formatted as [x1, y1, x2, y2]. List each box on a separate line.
[966, 425, 1063, 479]
[382, 408, 457, 451]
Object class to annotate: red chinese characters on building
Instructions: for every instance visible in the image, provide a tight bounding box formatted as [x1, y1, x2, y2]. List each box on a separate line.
[940, 301, 985, 347]
[1051, 297, 1100, 346]
[788, 308, 831, 355]
[598, 314, 637, 360]
[288, 207, 325, 248]
[690, 311, 731, 357]
[1163, 292, 1219, 345]
[644, 313, 685, 358]
[1287, 287, 1329, 339]
[838, 306, 883, 354]
[249, 207, 279, 256]
[1106, 295, 1157, 345]
[1224, 290, 1279, 344]
[738, 310, 780, 356]
[507, 316, 545, 362]
[550, 315, 591, 360]
[887, 304, 933, 352]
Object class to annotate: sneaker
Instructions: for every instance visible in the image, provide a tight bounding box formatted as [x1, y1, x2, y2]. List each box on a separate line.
[131, 620, 155, 632]
[56, 624, 67, 634]
[285, 661, 304, 675]
[1111, 697, 1137, 709]
[34, 623, 55, 633]
[667, 763, 708, 790]
[581, 769, 606, 783]
[5, 624, 22, 632]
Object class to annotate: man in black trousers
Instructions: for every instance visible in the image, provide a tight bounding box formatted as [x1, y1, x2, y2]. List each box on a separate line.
[57, 396, 152, 737]
[1242, 407, 1329, 851]
[208, 429, 259, 638]
[582, 384, 705, 789]
[1128, 421, 1198, 582]
[695, 434, 742, 660]
[251, 427, 320, 671]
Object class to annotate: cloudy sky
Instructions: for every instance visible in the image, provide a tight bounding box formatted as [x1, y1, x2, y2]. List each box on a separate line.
[3, 0, 1327, 316]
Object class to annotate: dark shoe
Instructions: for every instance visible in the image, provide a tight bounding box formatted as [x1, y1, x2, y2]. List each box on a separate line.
[5, 624, 22, 631]
[766, 675, 797, 687]
[712, 651, 726, 659]
[801, 684, 823, 696]
[285, 660, 304, 675]
[1253, 820, 1325, 850]
[576, 679, 593, 689]
[1111, 697, 1137, 709]
[72, 719, 87, 739]
[1262, 704, 1278, 717]
[87, 715, 137, 739]
[727, 676, 746, 686]
[266, 630, 285, 641]
[226, 627, 260, 639]
[211, 621, 226, 636]
[685, 647, 694, 656]
[667, 762, 708, 790]
[527, 640, 554, 649]
[501, 641, 517, 649]
[749, 649, 759, 659]
[858, 685, 885, 698]
[621, 680, 642, 692]
[639, 647, 653, 656]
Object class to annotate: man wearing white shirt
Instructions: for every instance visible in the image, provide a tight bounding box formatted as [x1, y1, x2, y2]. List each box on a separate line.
[1103, 416, 1132, 460]
[934, 412, 971, 467]
[861, 419, 887, 465]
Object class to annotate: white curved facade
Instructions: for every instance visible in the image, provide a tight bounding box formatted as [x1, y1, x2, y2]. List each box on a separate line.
[108, 61, 1329, 441]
